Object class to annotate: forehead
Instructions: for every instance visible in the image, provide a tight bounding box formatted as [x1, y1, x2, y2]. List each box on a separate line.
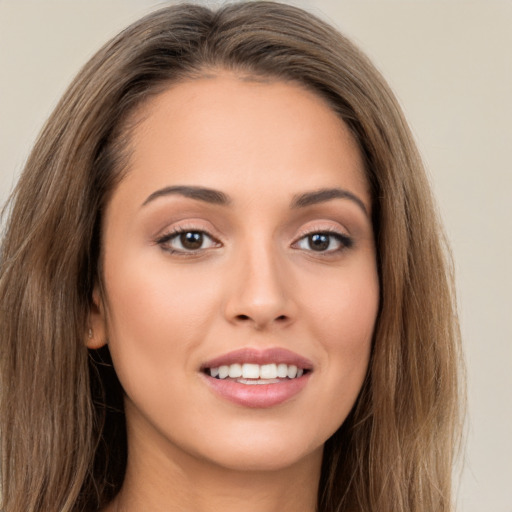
[114, 72, 370, 211]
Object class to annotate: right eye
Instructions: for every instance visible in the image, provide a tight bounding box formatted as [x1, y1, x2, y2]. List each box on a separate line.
[157, 229, 220, 254]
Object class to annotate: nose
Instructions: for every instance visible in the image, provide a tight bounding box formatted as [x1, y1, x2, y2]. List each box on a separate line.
[223, 239, 296, 330]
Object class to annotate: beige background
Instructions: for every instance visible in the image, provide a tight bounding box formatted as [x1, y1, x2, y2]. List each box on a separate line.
[1, 1, 511, 510]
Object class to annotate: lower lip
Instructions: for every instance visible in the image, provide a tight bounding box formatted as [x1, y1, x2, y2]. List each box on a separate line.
[202, 373, 311, 408]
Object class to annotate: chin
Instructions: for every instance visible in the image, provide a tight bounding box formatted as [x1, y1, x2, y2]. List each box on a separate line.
[199, 442, 323, 473]
[174, 417, 330, 474]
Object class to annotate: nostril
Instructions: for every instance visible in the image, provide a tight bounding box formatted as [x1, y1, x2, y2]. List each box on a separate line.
[234, 314, 288, 324]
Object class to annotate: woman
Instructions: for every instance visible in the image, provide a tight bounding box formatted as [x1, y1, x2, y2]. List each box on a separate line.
[0, 2, 463, 511]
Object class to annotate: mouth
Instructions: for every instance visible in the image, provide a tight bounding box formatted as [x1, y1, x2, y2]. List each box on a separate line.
[200, 348, 313, 408]
[203, 363, 309, 384]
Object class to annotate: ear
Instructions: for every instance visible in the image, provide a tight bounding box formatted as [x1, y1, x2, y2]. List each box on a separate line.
[86, 285, 108, 349]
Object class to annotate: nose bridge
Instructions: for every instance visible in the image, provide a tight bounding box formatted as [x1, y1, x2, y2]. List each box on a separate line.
[224, 231, 293, 328]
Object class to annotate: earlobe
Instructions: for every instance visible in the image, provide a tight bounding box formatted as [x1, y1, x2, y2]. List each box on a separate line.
[86, 286, 108, 349]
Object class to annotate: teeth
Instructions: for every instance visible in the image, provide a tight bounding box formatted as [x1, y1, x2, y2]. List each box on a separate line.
[207, 362, 307, 380]
[218, 365, 229, 379]
[260, 363, 277, 379]
[276, 363, 288, 378]
[242, 363, 259, 379]
[237, 378, 281, 385]
[287, 365, 298, 379]
[228, 363, 242, 378]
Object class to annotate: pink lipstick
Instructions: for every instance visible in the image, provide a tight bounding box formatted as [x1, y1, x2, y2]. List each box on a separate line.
[200, 348, 313, 408]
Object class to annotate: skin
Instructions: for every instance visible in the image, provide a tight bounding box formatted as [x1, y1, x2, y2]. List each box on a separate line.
[90, 73, 379, 512]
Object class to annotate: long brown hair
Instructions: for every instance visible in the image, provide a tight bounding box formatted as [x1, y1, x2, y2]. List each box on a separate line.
[0, 2, 464, 511]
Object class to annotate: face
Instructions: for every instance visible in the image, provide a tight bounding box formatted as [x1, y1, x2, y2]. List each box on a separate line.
[90, 73, 379, 473]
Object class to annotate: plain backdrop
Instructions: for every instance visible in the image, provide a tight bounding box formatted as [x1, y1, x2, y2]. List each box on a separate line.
[0, 1, 511, 511]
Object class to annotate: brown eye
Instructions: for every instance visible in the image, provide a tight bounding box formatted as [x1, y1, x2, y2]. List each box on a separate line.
[308, 233, 330, 251]
[180, 232, 204, 250]
[294, 231, 353, 253]
[157, 230, 219, 254]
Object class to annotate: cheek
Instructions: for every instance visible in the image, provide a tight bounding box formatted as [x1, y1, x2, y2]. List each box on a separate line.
[300, 264, 378, 423]
[305, 264, 379, 350]
[105, 250, 218, 330]
[101, 255, 221, 388]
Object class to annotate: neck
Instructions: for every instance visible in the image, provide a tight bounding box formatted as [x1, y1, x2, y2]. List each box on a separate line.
[109, 425, 323, 512]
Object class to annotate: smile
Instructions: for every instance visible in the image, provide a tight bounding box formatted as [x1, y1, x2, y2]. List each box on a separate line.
[201, 348, 313, 408]
[206, 363, 306, 382]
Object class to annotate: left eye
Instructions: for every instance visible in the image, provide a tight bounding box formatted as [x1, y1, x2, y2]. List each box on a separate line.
[158, 230, 218, 253]
[295, 232, 351, 252]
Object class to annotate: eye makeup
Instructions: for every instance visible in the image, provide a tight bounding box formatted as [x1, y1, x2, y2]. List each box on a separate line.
[155, 224, 222, 256]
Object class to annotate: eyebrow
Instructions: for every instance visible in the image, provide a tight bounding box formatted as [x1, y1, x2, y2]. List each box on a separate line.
[291, 188, 368, 216]
[142, 184, 368, 216]
[142, 185, 231, 207]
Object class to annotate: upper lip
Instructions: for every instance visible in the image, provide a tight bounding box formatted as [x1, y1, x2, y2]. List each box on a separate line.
[201, 347, 314, 371]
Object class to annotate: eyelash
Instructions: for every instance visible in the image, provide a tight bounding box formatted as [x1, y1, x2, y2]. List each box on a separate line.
[155, 227, 353, 256]
[155, 227, 220, 255]
[291, 228, 353, 255]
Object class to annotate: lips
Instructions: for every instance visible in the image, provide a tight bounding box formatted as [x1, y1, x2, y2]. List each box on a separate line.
[200, 348, 313, 408]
